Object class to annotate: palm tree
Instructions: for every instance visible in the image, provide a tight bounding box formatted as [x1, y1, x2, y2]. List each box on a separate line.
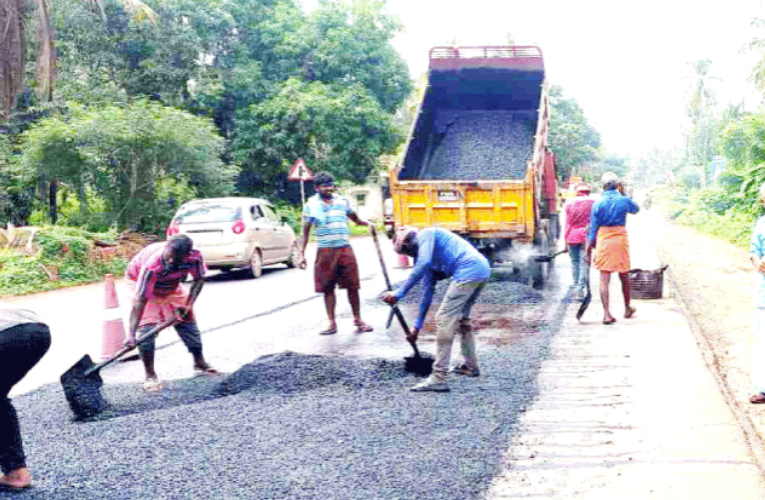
[0, 0, 156, 122]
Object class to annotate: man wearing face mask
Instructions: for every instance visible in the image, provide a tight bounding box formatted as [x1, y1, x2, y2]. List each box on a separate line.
[126, 234, 218, 391]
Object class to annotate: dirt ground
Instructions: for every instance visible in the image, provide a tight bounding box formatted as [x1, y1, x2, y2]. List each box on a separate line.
[645, 209, 765, 462]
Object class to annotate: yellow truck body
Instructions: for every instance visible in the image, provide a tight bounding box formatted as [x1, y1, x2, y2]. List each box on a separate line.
[389, 46, 559, 278]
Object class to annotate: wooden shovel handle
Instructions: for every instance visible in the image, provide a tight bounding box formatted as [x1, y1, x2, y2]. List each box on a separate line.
[371, 231, 421, 357]
[85, 316, 181, 375]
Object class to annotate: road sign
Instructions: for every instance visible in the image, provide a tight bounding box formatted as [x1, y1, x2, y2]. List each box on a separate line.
[288, 159, 314, 181]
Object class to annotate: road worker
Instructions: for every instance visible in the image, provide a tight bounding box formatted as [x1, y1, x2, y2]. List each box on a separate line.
[381, 226, 491, 392]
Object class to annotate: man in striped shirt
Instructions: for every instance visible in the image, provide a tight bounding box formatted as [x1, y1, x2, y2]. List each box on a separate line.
[299, 171, 376, 335]
[126, 234, 218, 391]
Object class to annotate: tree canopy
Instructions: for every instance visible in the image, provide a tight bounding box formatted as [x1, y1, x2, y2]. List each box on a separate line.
[2, 0, 411, 230]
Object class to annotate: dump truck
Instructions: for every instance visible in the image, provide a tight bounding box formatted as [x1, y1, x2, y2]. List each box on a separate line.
[388, 45, 559, 288]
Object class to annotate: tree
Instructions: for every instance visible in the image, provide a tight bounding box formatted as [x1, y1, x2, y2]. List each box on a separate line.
[684, 59, 719, 188]
[234, 78, 397, 195]
[0, 0, 158, 121]
[22, 100, 235, 229]
[547, 85, 601, 180]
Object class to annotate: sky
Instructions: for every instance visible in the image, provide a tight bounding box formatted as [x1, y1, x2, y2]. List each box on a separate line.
[300, 0, 765, 158]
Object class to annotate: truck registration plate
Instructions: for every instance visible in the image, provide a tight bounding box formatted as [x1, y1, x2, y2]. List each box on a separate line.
[437, 190, 459, 202]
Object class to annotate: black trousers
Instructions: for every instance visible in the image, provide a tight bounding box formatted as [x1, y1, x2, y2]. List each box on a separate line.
[0, 323, 51, 473]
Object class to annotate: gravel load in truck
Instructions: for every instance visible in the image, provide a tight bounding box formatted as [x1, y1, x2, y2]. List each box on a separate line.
[421, 110, 535, 180]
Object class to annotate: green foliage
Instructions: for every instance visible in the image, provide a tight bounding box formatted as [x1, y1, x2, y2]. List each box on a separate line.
[0, 134, 36, 225]
[548, 85, 601, 179]
[235, 78, 399, 193]
[0, 227, 129, 297]
[650, 184, 758, 248]
[21, 100, 235, 232]
[272, 201, 304, 235]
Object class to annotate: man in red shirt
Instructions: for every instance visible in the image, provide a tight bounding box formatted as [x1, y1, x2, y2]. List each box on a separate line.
[564, 183, 594, 300]
[126, 234, 218, 391]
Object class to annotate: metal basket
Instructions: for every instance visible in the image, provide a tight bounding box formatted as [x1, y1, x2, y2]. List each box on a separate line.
[628, 266, 668, 300]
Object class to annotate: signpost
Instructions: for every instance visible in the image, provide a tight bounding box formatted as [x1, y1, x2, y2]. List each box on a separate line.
[288, 158, 314, 206]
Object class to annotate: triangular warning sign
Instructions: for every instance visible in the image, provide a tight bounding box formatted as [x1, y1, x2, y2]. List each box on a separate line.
[288, 158, 314, 181]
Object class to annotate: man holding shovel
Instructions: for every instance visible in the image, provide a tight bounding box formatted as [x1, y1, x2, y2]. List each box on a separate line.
[126, 234, 218, 391]
[381, 227, 491, 392]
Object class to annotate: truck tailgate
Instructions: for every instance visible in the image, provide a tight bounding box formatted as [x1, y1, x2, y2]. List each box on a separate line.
[393, 177, 534, 240]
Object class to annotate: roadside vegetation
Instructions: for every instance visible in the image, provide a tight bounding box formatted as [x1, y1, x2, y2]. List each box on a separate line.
[636, 55, 765, 249]
[0, 226, 152, 297]
[0, 0, 603, 296]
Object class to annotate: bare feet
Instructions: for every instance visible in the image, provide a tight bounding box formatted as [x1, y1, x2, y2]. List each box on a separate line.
[0, 467, 32, 490]
[625, 306, 636, 319]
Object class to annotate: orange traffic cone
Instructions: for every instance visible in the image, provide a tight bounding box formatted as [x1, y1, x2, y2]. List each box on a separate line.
[395, 253, 410, 268]
[101, 274, 126, 361]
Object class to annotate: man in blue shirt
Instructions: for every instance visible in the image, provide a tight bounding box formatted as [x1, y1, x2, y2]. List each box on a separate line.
[382, 227, 491, 392]
[586, 172, 640, 324]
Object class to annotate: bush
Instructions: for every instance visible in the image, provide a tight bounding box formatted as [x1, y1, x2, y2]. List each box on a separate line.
[0, 226, 145, 297]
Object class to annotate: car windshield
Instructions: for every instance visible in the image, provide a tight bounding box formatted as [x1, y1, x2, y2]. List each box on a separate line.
[176, 204, 240, 223]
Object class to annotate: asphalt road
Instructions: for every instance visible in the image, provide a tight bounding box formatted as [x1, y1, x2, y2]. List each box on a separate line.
[3, 213, 765, 499]
[4, 235, 571, 500]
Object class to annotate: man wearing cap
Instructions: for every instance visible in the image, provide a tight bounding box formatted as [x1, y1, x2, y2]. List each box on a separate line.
[565, 182, 594, 299]
[586, 172, 640, 324]
[381, 226, 491, 392]
[299, 171, 376, 335]
[126, 234, 218, 391]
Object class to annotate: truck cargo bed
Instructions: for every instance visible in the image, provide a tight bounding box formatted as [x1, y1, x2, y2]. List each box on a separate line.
[420, 110, 535, 180]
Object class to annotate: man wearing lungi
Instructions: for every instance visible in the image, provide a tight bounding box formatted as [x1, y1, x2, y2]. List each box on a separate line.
[299, 171, 376, 335]
[586, 172, 640, 325]
[126, 234, 218, 391]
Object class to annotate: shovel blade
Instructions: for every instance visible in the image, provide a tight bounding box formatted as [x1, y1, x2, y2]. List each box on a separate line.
[404, 353, 434, 376]
[61, 355, 106, 419]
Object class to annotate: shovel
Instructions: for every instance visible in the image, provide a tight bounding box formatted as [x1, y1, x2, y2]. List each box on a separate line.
[61, 316, 180, 419]
[533, 248, 568, 263]
[576, 262, 591, 321]
[371, 230, 434, 376]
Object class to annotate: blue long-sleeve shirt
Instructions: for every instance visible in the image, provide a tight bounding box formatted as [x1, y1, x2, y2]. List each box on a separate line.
[393, 227, 491, 330]
[587, 189, 640, 246]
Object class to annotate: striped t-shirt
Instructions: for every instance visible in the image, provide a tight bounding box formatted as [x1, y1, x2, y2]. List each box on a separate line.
[302, 194, 352, 248]
[127, 242, 205, 299]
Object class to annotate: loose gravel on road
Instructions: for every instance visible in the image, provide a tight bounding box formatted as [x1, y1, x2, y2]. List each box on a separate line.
[420, 110, 534, 180]
[4, 276, 567, 500]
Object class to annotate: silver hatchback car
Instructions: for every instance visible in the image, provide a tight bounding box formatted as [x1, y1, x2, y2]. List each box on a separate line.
[166, 197, 300, 278]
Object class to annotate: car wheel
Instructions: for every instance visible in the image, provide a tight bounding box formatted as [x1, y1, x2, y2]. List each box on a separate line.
[286, 242, 300, 269]
[249, 250, 263, 279]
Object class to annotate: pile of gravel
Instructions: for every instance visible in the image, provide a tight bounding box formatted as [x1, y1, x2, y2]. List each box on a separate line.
[7, 319, 563, 500]
[420, 110, 535, 181]
[221, 351, 408, 395]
